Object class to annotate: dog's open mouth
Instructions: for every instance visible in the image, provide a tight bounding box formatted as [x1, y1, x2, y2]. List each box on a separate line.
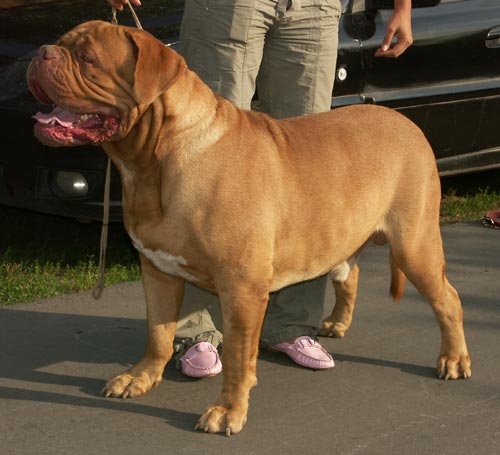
[29, 78, 120, 147]
[33, 106, 120, 147]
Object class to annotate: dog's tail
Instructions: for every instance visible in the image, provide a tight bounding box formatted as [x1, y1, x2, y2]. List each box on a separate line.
[389, 251, 406, 303]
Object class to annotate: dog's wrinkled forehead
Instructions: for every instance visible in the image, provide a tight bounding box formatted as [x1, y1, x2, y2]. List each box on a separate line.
[55, 21, 137, 78]
[57, 20, 108, 48]
[47, 20, 184, 106]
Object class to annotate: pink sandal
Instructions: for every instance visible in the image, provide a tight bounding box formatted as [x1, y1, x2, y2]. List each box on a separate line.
[271, 336, 335, 369]
[180, 342, 222, 378]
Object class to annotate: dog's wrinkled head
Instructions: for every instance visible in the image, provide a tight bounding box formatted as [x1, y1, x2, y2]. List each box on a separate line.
[27, 20, 185, 147]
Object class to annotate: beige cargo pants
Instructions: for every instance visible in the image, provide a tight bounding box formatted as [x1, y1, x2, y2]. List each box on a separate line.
[174, 0, 341, 357]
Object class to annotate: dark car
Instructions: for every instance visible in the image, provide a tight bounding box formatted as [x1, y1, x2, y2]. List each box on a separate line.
[1, 0, 500, 221]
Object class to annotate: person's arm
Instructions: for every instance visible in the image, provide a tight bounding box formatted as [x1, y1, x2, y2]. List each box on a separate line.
[106, 0, 142, 11]
[375, 0, 413, 58]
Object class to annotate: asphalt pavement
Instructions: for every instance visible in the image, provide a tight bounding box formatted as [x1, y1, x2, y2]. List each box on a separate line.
[1, 222, 499, 455]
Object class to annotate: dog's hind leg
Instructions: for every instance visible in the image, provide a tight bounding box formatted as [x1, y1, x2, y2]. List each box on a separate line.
[389, 227, 471, 380]
[196, 277, 270, 435]
[321, 262, 360, 338]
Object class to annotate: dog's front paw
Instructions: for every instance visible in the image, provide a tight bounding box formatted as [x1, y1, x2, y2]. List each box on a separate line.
[320, 320, 348, 338]
[101, 372, 162, 398]
[195, 405, 247, 436]
[436, 354, 472, 380]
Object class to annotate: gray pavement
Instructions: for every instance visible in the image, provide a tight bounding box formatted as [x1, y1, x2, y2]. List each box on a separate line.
[1, 222, 499, 455]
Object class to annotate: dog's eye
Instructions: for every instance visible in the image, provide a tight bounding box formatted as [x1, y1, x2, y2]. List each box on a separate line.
[78, 52, 96, 66]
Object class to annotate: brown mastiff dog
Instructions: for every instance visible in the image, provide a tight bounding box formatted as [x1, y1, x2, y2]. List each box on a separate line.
[27, 21, 471, 435]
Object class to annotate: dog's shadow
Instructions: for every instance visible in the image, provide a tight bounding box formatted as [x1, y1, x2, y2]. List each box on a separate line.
[0, 306, 435, 435]
[0, 383, 199, 432]
[257, 348, 437, 378]
[331, 353, 437, 378]
[0, 308, 201, 432]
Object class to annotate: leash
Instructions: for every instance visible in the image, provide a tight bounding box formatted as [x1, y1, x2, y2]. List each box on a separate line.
[92, 157, 111, 299]
[92, 2, 144, 300]
[111, 2, 144, 29]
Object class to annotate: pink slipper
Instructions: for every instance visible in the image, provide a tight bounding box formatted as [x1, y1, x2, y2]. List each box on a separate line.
[271, 336, 335, 369]
[180, 342, 222, 378]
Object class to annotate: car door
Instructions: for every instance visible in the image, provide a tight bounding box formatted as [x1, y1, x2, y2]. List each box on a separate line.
[347, 0, 500, 175]
[331, 0, 366, 107]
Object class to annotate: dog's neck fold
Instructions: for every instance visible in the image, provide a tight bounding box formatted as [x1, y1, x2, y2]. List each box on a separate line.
[102, 68, 224, 227]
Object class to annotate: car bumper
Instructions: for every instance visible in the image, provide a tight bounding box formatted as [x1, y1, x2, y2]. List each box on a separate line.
[0, 108, 123, 222]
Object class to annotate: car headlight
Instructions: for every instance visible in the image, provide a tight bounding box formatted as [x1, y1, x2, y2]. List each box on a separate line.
[54, 171, 89, 197]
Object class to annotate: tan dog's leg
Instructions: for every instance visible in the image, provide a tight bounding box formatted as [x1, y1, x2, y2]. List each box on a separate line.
[390, 229, 471, 380]
[321, 263, 360, 338]
[102, 256, 184, 398]
[196, 283, 269, 435]
[433, 278, 471, 379]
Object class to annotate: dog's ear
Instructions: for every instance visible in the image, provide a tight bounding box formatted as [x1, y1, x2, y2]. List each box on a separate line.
[125, 28, 186, 105]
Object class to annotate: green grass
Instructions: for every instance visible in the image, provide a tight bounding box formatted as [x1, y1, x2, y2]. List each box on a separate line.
[0, 206, 140, 304]
[440, 187, 500, 224]
[1, 184, 499, 305]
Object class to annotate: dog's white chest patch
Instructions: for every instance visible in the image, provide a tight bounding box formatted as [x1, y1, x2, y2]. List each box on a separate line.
[130, 233, 198, 282]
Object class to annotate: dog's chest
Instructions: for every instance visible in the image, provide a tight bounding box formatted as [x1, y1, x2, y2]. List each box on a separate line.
[130, 233, 198, 282]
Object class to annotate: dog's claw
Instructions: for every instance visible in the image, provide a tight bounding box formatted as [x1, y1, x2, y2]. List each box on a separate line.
[102, 388, 113, 398]
[437, 354, 471, 380]
[196, 405, 246, 435]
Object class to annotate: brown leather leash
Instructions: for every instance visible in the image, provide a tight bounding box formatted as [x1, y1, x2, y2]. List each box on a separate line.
[92, 3, 144, 299]
[111, 2, 144, 29]
[92, 157, 111, 299]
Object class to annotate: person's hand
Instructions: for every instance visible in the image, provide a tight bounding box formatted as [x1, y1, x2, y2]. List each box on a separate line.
[106, 0, 142, 11]
[375, 0, 413, 58]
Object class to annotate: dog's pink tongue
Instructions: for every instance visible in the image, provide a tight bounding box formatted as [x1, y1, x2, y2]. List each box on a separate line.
[33, 106, 80, 127]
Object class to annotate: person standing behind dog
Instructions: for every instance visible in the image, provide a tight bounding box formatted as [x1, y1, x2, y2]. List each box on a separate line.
[107, 0, 413, 377]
